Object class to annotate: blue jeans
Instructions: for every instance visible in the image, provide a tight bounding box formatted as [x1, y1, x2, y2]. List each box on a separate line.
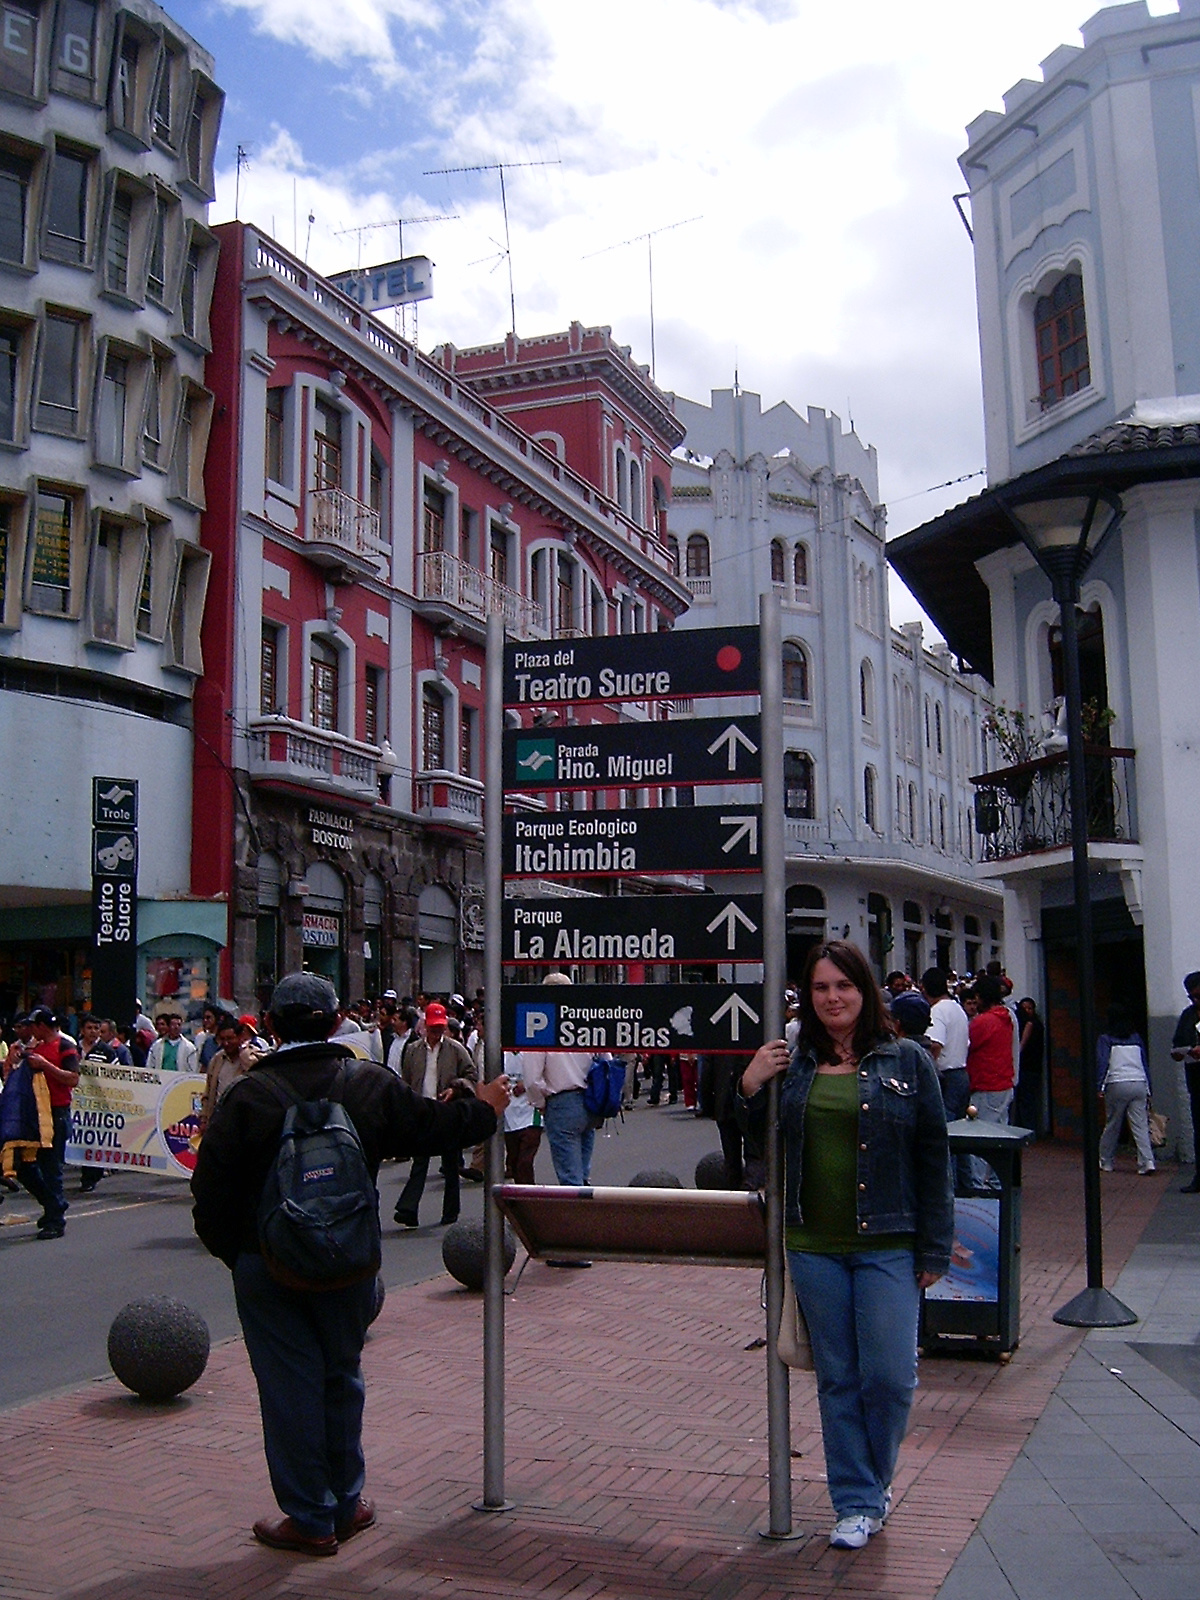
[542, 1089, 595, 1185]
[788, 1248, 920, 1520]
[18, 1105, 70, 1230]
[234, 1251, 376, 1537]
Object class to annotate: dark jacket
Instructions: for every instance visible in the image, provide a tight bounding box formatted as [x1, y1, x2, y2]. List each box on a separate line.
[741, 1035, 953, 1278]
[191, 1041, 497, 1269]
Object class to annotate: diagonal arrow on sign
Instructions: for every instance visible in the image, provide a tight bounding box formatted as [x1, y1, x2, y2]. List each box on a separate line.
[705, 900, 759, 951]
[706, 722, 759, 773]
[709, 991, 761, 1043]
[719, 814, 759, 855]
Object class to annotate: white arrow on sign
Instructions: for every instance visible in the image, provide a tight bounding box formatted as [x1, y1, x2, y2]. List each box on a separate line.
[719, 814, 759, 855]
[707, 722, 759, 773]
[710, 992, 761, 1043]
[706, 901, 759, 951]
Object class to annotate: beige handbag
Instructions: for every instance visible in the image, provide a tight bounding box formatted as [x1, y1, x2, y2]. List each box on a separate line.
[1148, 1106, 1168, 1148]
[776, 1285, 815, 1370]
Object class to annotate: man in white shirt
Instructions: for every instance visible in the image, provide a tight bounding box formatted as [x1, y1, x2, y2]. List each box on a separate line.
[922, 967, 971, 1190]
[522, 974, 595, 1187]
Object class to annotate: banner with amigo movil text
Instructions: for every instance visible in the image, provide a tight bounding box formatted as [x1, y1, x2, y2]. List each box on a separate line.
[66, 1056, 207, 1179]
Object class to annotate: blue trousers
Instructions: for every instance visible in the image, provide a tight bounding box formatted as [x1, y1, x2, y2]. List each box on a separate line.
[542, 1089, 594, 1185]
[234, 1251, 376, 1537]
[788, 1248, 920, 1520]
[18, 1105, 70, 1229]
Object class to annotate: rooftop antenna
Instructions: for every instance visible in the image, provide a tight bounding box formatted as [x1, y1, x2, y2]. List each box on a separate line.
[305, 210, 315, 263]
[335, 213, 459, 339]
[583, 216, 701, 381]
[235, 144, 250, 219]
[423, 158, 561, 336]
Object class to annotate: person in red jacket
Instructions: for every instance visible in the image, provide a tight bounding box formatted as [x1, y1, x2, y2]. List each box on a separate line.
[965, 975, 1014, 1190]
[17, 1007, 80, 1239]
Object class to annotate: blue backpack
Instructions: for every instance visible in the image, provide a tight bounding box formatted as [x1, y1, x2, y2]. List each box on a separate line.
[583, 1054, 626, 1121]
[256, 1064, 382, 1291]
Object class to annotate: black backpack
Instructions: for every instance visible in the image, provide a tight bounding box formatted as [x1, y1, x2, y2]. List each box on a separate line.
[256, 1064, 382, 1291]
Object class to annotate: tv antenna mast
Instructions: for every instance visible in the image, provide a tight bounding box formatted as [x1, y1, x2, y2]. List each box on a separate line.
[583, 216, 701, 381]
[335, 213, 459, 340]
[423, 158, 561, 336]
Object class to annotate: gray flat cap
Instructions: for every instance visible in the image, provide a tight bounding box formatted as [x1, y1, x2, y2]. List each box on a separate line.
[269, 972, 339, 1016]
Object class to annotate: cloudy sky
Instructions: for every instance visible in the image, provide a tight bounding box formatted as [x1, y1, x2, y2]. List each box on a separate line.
[176, 0, 1178, 626]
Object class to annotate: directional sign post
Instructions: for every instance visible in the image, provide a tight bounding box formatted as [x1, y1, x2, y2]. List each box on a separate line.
[503, 983, 765, 1054]
[503, 893, 764, 965]
[504, 714, 760, 791]
[483, 606, 790, 1532]
[90, 778, 138, 1027]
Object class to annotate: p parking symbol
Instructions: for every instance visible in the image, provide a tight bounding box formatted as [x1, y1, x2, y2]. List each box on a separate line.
[515, 1004, 555, 1047]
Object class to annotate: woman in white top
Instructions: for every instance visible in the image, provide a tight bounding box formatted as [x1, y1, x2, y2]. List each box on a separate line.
[1096, 1005, 1155, 1175]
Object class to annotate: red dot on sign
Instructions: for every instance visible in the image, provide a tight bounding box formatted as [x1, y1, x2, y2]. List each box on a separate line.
[716, 645, 742, 673]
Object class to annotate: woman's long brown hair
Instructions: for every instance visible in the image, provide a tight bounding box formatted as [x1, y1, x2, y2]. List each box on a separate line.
[796, 940, 894, 1064]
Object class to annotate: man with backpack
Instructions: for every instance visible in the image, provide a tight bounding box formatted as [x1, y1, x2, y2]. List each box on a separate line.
[191, 973, 509, 1557]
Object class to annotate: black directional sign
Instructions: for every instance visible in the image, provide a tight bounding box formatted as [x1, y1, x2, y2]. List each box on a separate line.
[504, 715, 761, 791]
[504, 893, 764, 964]
[503, 625, 760, 707]
[503, 804, 761, 878]
[91, 778, 138, 1030]
[92, 777, 138, 828]
[503, 983, 765, 1054]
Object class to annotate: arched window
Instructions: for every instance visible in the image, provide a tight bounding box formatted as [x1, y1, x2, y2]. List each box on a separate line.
[652, 475, 668, 539]
[615, 446, 629, 512]
[909, 782, 919, 841]
[666, 534, 680, 575]
[310, 637, 340, 732]
[794, 543, 809, 590]
[860, 659, 874, 725]
[924, 697, 932, 750]
[935, 702, 944, 757]
[685, 533, 710, 578]
[1035, 272, 1090, 408]
[770, 539, 785, 585]
[784, 750, 815, 818]
[896, 777, 905, 835]
[864, 766, 877, 830]
[928, 790, 936, 842]
[782, 641, 810, 703]
[939, 795, 947, 850]
[422, 683, 446, 771]
[902, 684, 915, 755]
[865, 570, 876, 632]
[629, 457, 642, 525]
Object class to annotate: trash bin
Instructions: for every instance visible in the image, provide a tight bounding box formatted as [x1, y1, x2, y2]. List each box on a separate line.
[920, 1119, 1034, 1360]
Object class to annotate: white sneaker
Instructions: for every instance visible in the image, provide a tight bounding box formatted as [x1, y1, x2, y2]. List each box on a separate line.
[829, 1514, 882, 1549]
[1099, 1159, 1115, 1172]
[1139, 1164, 1156, 1175]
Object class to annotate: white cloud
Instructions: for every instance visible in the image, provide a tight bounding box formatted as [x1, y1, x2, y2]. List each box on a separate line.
[211, 0, 1184, 634]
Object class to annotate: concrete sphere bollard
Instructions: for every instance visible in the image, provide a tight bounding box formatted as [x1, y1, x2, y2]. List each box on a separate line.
[629, 1169, 684, 1189]
[108, 1296, 210, 1401]
[441, 1219, 517, 1291]
[695, 1151, 731, 1190]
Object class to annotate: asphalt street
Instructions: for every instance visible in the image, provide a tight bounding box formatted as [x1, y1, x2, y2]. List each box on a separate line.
[0, 1096, 726, 1410]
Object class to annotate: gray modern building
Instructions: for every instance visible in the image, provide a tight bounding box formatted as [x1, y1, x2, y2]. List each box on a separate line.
[669, 387, 1002, 986]
[0, 0, 224, 1017]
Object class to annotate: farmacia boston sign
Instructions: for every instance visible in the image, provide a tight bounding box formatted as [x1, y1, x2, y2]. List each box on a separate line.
[308, 807, 353, 850]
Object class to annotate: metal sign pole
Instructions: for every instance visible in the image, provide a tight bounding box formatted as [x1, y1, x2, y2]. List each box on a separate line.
[478, 610, 512, 1512]
[758, 590, 796, 1540]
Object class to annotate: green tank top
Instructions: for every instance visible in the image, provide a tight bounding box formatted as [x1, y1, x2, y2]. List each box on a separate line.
[785, 1071, 913, 1255]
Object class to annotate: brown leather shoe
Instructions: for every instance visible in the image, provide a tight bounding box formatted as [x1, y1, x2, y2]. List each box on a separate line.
[335, 1496, 377, 1542]
[252, 1516, 338, 1556]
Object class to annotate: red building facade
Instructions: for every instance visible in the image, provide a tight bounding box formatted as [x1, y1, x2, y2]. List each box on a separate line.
[195, 223, 689, 1006]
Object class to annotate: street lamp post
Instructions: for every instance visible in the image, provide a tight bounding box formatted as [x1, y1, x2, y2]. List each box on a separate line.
[1001, 487, 1137, 1330]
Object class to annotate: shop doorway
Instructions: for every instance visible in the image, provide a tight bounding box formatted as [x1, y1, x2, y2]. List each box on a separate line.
[303, 861, 346, 997]
[418, 884, 457, 996]
[786, 885, 825, 983]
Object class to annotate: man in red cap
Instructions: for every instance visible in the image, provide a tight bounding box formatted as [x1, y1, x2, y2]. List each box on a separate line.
[393, 1001, 477, 1227]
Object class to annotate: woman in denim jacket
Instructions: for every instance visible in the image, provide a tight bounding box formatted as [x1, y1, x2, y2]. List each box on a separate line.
[740, 940, 952, 1551]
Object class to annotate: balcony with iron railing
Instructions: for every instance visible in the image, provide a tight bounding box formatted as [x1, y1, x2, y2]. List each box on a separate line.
[247, 717, 381, 801]
[416, 550, 543, 642]
[303, 488, 388, 578]
[971, 746, 1138, 869]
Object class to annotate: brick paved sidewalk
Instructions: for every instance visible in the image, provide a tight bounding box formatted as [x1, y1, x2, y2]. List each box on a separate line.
[0, 1144, 1167, 1600]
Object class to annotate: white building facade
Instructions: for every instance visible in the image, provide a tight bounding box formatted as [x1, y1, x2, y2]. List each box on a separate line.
[0, 0, 224, 1018]
[890, 1, 1200, 1148]
[670, 388, 1001, 986]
